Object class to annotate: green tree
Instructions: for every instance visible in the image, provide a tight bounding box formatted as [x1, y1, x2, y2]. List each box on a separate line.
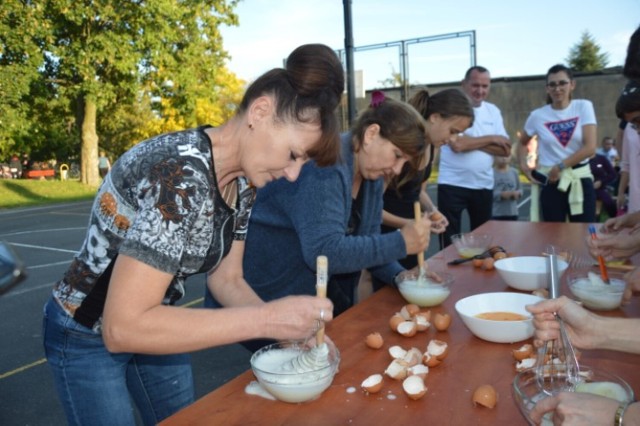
[0, 2, 48, 160]
[2, 0, 241, 185]
[566, 30, 610, 72]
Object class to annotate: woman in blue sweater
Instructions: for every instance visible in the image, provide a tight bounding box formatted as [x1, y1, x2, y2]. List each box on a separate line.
[206, 93, 428, 322]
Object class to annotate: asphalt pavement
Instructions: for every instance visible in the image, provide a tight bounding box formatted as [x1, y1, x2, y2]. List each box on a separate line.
[0, 185, 531, 425]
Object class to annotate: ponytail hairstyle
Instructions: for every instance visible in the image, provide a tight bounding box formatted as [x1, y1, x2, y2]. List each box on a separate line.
[409, 88, 474, 124]
[351, 91, 426, 185]
[238, 44, 344, 166]
[617, 25, 640, 119]
[545, 64, 574, 104]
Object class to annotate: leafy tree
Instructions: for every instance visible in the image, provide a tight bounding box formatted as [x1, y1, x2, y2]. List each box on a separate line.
[566, 30, 610, 72]
[0, 1, 48, 160]
[1, 0, 241, 185]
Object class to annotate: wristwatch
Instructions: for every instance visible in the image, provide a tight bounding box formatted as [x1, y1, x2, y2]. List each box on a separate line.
[556, 162, 566, 171]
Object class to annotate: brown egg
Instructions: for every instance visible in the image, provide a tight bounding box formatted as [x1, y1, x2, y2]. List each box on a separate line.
[361, 374, 384, 393]
[415, 310, 431, 322]
[422, 352, 442, 367]
[426, 339, 448, 360]
[385, 359, 409, 380]
[433, 313, 452, 331]
[512, 343, 534, 361]
[397, 321, 418, 337]
[472, 258, 484, 268]
[493, 251, 507, 260]
[532, 288, 549, 299]
[400, 303, 421, 320]
[472, 384, 498, 408]
[389, 313, 405, 331]
[365, 332, 384, 349]
[482, 257, 495, 270]
[429, 211, 444, 222]
[414, 314, 431, 332]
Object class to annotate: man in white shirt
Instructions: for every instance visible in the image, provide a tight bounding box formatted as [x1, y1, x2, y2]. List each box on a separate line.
[437, 66, 511, 247]
[596, 136, 620, 167]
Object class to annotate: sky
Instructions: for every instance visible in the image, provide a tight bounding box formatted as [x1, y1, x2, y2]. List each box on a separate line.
[219, 0, 640, 91]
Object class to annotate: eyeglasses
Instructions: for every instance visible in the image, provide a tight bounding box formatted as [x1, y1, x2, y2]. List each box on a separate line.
[547, 80, 570, 88]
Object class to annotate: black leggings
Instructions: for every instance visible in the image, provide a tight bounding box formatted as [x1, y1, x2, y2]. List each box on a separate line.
[539, 178, 596, 222]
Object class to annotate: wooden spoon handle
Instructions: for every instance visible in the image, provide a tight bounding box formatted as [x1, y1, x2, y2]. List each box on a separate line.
[414, 201, 424, 270]
[316, 256, 328, 345]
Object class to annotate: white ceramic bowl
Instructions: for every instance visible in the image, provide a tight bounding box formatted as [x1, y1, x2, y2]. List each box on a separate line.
[567, 272, 626, 311]
[451, 233, 493, 259]
[396, 271, 454, 307]
[513, 365, 634, 425]
[250, 339, 340, 403]
[455, 292, 543, 343]
[494, 256, 569, 291]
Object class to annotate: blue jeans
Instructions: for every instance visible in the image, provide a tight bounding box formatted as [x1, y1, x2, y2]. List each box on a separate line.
[42, 298, 194, 426]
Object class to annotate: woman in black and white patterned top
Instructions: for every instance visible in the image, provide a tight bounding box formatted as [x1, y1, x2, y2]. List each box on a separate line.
[43, 43, 344, 426]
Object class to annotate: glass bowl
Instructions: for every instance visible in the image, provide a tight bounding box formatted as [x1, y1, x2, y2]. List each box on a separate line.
[250, 339, 340, 403]
[567, 272, 626, 311]
[451, 233, 493, 259]
[396, 270, 454, 307]
[513, 365, 634, 425]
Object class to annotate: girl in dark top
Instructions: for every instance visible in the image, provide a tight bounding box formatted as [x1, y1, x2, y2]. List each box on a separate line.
[380, 88, 474, 269]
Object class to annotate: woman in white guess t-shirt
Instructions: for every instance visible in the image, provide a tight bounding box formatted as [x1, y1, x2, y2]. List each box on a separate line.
[518, 64, 597, 222]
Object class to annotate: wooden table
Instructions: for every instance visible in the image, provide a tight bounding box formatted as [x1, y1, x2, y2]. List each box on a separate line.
[161, 221, 640, 425]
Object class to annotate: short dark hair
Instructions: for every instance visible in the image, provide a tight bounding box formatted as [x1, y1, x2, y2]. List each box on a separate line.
[545, 64, 574, 104]
[464, 66, 489, 81]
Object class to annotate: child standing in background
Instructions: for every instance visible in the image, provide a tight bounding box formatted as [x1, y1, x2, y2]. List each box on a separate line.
[493, 155, 522, 220]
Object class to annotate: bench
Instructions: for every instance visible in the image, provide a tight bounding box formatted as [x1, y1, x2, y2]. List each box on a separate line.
[25, 169, 56, 179]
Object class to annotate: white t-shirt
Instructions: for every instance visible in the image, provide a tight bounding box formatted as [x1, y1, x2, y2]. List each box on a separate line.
[524, 99, 597, 167]
[620, 124, 640, 213]
[438, 101, 508, 190]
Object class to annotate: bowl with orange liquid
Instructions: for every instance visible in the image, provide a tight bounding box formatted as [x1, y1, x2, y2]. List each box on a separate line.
[454, 292, 544, 343]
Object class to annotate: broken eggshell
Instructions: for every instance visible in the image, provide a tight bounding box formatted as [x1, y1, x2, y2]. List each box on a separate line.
[365, 332, 384, 349]
[472, 384, 498, 408]
[361, 373, 384, 394]
[403, 375, 427, 400]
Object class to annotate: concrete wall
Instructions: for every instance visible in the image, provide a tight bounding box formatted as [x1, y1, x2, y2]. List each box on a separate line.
[350, 67, 627, 147]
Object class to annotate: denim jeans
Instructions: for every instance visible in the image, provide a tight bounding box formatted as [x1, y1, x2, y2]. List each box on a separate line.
[42, 298, 194, 426]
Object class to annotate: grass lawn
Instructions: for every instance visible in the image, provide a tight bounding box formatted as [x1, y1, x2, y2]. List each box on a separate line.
[0, 179, 98, 209]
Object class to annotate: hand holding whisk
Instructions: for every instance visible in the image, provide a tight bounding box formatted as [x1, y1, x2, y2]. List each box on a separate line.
[535, 251, 581, 395]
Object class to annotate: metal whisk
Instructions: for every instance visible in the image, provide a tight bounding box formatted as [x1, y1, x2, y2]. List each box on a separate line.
[536, 251, 581, 395]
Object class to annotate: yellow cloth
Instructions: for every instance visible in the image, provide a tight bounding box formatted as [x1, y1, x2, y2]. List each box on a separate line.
[529, 164, 593, 220]
[557, 165, 593, 216]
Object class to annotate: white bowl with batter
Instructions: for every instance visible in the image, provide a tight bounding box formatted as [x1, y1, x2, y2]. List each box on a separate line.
[250, 339, 340, 403]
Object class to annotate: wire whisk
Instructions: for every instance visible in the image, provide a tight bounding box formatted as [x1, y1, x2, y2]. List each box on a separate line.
[536, 252, 581, 395]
